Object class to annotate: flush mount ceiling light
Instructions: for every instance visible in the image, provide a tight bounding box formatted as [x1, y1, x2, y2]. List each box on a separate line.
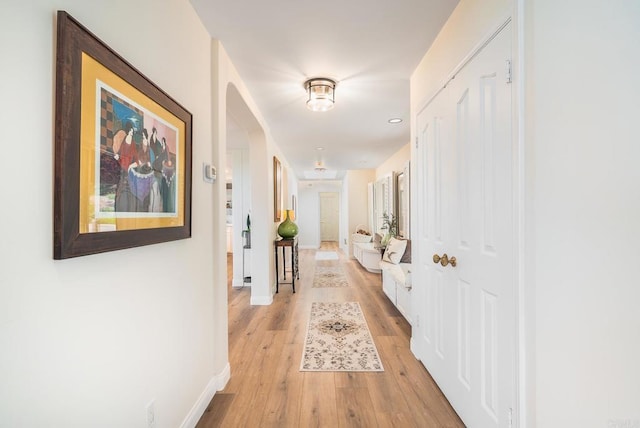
[388, 118, 403, 123]
[304, 78, 336, 112]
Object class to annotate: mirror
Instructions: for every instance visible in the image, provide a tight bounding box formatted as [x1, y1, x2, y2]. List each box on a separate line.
[372, 173, 395, 236]
[396, 161, 410, 238]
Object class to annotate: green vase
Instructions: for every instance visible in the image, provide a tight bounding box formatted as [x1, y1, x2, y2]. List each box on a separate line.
[277, 210, 298, 239]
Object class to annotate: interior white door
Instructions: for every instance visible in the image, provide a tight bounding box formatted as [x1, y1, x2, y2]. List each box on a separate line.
[319, 192, 339, 241]
[413, 23, 515, 427]
[414, 84, 452, 386]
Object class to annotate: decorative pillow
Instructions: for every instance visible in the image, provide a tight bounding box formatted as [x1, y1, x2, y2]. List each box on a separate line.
[399, 239, 411, 263]
[382, 237, 407, 265]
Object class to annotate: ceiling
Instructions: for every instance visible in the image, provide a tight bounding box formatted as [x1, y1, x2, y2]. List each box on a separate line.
[190, 0, 460, 180]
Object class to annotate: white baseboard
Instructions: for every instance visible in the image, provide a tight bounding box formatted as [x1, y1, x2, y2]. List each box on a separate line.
[216, 362, 231, 390]
[250, 295, 273, 305]
[232, 278, 249, 288]
[180, 362, 231, 428]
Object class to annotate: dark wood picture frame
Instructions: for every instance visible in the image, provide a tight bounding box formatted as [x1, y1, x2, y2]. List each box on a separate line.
[273, 156, 282, 222]
[54, 11, 193, 259]
[396, 171, 407, 238]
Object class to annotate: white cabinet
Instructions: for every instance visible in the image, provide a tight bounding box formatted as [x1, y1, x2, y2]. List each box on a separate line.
[382, 269, 396, 300]
[381, 262, 412, 324]
[353, 242, 382, 273]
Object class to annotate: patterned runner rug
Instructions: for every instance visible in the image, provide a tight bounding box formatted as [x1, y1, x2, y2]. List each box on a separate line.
[315, 251, 339, 260]
[300, 302, 384, 372]
[312, 263, 349, 288]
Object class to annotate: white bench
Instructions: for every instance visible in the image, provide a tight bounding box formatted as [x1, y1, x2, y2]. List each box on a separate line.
[380, 261, 412, 324]
[353, 242, 382, 273]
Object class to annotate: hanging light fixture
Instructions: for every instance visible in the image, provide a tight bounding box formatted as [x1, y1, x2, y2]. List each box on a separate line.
[304, 78, 336, 112]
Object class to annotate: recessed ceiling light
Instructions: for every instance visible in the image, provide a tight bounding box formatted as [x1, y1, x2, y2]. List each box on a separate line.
[388, 118, 403, 124]
[316, 147, 324, 150]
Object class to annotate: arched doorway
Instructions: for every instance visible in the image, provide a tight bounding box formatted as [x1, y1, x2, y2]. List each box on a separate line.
[225, 84, 272, 305]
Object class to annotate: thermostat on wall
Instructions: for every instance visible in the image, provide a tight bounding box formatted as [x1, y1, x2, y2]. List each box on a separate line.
[203, 163, 216, 183]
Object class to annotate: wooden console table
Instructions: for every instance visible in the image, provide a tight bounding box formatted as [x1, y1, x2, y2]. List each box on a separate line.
[274, 237, 299, 293]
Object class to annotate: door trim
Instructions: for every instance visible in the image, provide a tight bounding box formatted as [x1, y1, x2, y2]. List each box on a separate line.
[514, 1, 530, 426]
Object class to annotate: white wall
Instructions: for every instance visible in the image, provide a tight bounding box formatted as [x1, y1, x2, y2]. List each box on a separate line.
[287, 168, 299, 215]
[526, 1, 640, 426]
[375, 144, 410, 180]
[411, 0, 512, 110]
[0, 1, 223, 427]
[345, 170, 376, 257]
[297, 181, 342, 249]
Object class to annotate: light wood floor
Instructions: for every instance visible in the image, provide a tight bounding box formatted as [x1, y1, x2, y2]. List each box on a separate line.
[197, 242, 464, 427]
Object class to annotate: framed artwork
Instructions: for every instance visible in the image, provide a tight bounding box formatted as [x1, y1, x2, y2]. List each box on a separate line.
[54, 11, 193, 259]
[273, 156, 282, 222]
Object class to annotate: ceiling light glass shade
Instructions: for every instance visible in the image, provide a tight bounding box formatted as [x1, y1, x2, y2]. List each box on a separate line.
[305, 78, 336, 112]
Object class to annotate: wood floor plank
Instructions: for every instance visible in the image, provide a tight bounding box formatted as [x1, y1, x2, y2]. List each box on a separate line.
[260, 343, 304, 427]
[376, 335, 464, 427]
[364, 369, 413, 419]
[299, 372, 338, 427]
[336, 387, 378, 428]
[220, 330, 285, 427]
[334, 372, 369, 389]
[195, 393, 235, 428]
[199, 242, 463, 427]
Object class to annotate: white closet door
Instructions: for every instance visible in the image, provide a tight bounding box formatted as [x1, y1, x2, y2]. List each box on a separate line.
[412, 22, 515, 427]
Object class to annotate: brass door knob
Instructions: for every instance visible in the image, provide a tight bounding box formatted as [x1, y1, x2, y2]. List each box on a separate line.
[433, 253, 457, 267]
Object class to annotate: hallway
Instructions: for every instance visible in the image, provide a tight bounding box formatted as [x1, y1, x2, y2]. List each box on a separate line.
[197, 243, 463, 427]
